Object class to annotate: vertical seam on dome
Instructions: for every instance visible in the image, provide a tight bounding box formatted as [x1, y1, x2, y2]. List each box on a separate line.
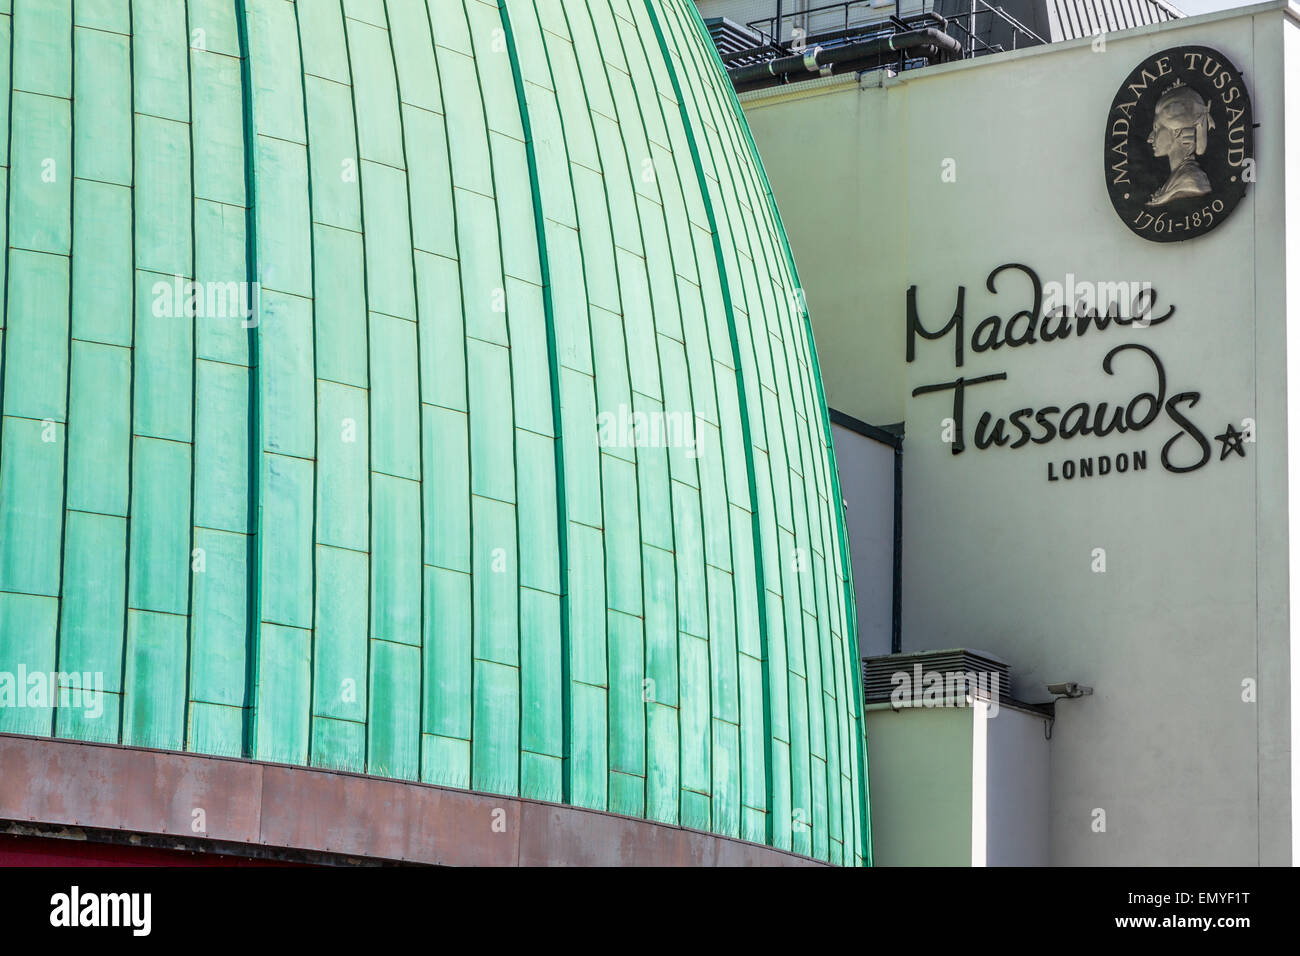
[641, 0, 777, 849]
[669, 5, 797, 854]
[601, 0, 743, 839]
[290, 0, 319, 770]
[747, 137, 862, 864]
[420, 0, 471, 792]
[611, 0, 720, 837]
[513, 3, 615, 814]
[118, 0, 138, 747]
[569, 0, 702, 832]
[337, 2, 377, 776]
[555, 0, 632, 823]
[723, 72, 838, 861]
[664, 0, 836, 861]
[595, 1, 664, 829]
[460, 0, 515, 798]
[659, 0, 822, 855]
[0, 4, 11, 419]
[382, 0, 428, 785]
[465, 0, 524, 801]
[467, 0, 528, 803]
[233, 0, 263, 760]
[678, 0, 871, 866]
[592, 0, 690, 831]
[497, 0, 573, 805]
[52, 0, 76, 741]
[182, 0, 197, 754]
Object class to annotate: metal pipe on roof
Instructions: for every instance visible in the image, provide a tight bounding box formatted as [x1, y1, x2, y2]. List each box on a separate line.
[728, 28, 963, 91]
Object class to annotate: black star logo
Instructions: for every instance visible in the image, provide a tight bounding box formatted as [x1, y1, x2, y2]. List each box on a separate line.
[1215, 423, 1247, 461]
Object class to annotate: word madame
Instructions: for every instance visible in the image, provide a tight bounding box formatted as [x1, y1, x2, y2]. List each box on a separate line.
[907, 262, 1175, 369]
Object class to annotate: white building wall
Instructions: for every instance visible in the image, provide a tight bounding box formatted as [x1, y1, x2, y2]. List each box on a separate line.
[985, 704, 1050, 865]
[1284, 10, 1300, 869]
[742, 3, 1296, 864]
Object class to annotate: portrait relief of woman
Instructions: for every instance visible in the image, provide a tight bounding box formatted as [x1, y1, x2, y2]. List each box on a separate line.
[1145, 81, 1215, 206]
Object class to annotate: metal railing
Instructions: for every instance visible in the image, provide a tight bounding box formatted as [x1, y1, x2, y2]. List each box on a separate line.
[943, 0, 1046, 56]
[711, 0, 1046, 79]
[744, 0, 886, 47]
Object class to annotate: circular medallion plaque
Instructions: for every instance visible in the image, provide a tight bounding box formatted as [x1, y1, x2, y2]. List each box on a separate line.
[1104, 46, 1253, 242]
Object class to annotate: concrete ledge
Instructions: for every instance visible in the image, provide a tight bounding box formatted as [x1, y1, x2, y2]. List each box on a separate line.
[0, 734, 825, 867]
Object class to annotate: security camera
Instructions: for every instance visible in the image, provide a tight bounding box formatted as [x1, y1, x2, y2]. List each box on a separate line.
[1047, 682, 1093, 698]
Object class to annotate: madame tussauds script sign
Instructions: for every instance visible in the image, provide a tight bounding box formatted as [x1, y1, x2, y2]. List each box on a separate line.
[907, 264, 1251, 483]
[1105, 46, 1253, 242]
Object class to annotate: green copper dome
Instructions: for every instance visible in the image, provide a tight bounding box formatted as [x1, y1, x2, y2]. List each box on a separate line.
[0, 0, 868, 864]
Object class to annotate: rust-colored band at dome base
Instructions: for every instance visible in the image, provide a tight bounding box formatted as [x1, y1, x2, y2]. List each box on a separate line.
[0, 735, 824, 867]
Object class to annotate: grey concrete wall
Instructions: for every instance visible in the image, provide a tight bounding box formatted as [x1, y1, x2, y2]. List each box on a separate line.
[832, 422, 897, 659]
